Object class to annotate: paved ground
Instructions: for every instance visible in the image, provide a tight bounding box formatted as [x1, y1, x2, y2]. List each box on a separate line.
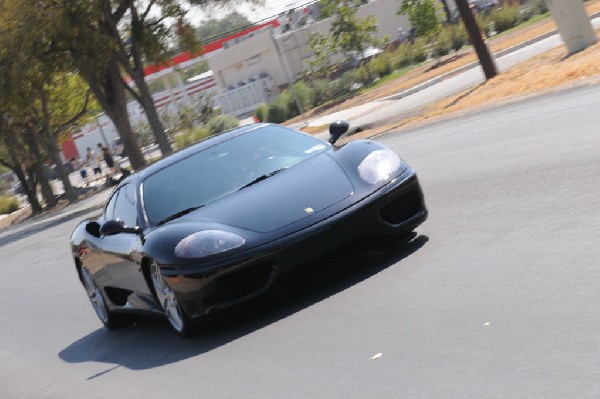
[1, 84, 599, 398]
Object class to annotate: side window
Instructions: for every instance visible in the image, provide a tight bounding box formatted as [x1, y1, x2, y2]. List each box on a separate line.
[104, 191, 119, 220]
[112, 184, 139, 228]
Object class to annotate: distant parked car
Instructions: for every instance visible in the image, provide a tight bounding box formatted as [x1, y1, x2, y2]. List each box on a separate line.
[111, 137, 125, 157]
[469, 0, 499, 14]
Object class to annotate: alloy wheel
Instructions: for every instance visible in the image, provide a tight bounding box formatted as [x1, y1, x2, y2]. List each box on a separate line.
[150, 262, 185, 332]
[81, 267, 109, 324]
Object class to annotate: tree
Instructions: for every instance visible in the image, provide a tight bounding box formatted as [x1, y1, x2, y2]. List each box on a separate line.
[398, 0, 442, 37]
[308, 0, 382, 76]
[196, 12, 252, 42]
[0, 1, 90, 208]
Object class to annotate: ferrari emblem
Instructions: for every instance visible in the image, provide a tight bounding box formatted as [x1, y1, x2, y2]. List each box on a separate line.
[304, 207, 314, 214]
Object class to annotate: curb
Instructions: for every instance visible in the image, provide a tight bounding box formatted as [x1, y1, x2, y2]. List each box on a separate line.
[368, 11, 600, 105]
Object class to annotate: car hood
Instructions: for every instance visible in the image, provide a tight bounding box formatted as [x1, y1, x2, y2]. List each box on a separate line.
[181, 153, 354, 233]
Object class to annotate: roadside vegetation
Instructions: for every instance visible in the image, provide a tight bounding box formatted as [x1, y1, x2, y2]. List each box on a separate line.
[0, 196, 19, 215]
[256, 0, 555, 124]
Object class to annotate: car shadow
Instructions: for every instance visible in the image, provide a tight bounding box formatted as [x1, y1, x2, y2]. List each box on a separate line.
[59, 234, 428, 372]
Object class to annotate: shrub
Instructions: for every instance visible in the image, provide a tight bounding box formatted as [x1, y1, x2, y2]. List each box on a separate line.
[409, 39, 428, 63]
[368, 53, 393, 78]
[391, 44, 413, 69]
[356, 65, 377, 86]
[267, 100, 290, 123]
[0, 196, 20, 215]
[173, 126, 212, 150]
[206, 114, 239, 135]
[291, 81, 314, 110]
[431, 30, 452, 58]
[448, 24, 468, 52]
[491, 5, 520, 33]
[310, 79, 332, 106]
[476, 14, 494, 38]
[254, 103, 268, 122]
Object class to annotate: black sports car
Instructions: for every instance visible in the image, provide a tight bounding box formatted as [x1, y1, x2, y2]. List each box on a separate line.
[70, 122, 427, 336]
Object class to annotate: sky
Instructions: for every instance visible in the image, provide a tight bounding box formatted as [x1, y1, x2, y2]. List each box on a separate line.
[187, 0, 315, 24]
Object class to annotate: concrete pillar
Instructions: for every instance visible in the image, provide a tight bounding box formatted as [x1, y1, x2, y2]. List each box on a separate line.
[546, 0, 597, 54]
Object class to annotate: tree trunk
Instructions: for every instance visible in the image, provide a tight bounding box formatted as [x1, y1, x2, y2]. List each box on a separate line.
[134, 76, 172, 156]
[40, 92, 78, 204]
[24, 127, 57, 209]
[440, 0, 453, 24]
[127, 4, 172, 157]
[12, 164, 42, 214]
[81, 62, 146, 170]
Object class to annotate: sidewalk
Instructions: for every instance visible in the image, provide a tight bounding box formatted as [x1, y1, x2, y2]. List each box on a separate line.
[303, 14, 600, 139]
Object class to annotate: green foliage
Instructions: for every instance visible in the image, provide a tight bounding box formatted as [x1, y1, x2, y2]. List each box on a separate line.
[133, 121, 155, 147]
[491, 5, 520, 33]
[310, 79, 333, 105]
[267, 101, 289, 124]
[0, 196, 19, 215]
[307, 33, 337, 77]
[254, 103, 268, 122]
[308, 1, 382, 76]
[290, 82, 314, 111]
[173, 126, 212, 150]
[196, 12, 252, 42]
[369, 53, 393, 78]
[206, 114, 239, 135]
[431, 29, 453, 58]
[447, 24, 468, 51]
[410, 39, 428, 63]
[476, 13, 494, 38]
[399, 0, 442, 37]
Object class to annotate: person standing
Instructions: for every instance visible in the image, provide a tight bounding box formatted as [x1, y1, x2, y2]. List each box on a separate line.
[98, 143, 115, 176]
[71, 156, 88, 187]
[86, 147, 102, 180]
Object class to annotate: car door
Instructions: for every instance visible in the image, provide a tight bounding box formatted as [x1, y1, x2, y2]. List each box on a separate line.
[100, 184, 152, 300]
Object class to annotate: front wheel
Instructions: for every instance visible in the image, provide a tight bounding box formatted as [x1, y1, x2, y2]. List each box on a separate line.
[150, 262, 194, 337]
[81, 266, 134, 329]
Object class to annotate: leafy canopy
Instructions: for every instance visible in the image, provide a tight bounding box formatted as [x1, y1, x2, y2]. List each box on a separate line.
[399, 0, 442, 37]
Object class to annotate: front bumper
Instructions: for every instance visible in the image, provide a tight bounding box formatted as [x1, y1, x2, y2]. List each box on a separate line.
[166, 168, 427, 319]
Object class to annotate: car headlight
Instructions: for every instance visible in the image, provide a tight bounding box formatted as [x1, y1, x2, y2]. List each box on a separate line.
[358, 149, 404, 184]
[175, 230, 245, 258]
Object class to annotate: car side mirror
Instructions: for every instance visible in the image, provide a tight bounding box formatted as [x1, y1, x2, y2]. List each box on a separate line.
[329, 120, 349, 145]
[100, 219, 141, 236]
[85, 221, 101, 238]
[100, 219, 126, 236]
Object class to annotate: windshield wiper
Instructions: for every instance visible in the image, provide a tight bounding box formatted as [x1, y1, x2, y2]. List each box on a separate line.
[157, 206, 204, 226]
[238, 168, 287, 191]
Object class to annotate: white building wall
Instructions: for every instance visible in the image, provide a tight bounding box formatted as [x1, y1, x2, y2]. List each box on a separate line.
[207, 0, 420, 89]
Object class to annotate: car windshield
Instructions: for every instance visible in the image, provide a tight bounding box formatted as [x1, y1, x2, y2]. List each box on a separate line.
[142, 125, 328, 225]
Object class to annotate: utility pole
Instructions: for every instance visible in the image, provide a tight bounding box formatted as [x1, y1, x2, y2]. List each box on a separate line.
[454, 0, 497, 80]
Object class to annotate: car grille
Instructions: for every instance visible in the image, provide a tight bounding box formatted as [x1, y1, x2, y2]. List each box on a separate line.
[380, 188, 423, 225]
[204, 262, 273, 305]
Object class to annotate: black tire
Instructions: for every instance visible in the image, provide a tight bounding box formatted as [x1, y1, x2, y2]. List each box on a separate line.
[81, 266, 135, 329]
[149, 262, 195, 337]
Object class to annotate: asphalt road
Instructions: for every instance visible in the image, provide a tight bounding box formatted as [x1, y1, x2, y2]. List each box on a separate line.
[1, 84, 600, 398]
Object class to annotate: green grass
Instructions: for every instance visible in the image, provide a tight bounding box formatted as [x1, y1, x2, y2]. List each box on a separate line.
[0, 196, 19, 215]
[358, 62, 427, 95]
[490, 13, 551, 40]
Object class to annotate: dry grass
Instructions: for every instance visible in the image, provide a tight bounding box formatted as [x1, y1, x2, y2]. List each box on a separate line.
[288, 0, 600, 125]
